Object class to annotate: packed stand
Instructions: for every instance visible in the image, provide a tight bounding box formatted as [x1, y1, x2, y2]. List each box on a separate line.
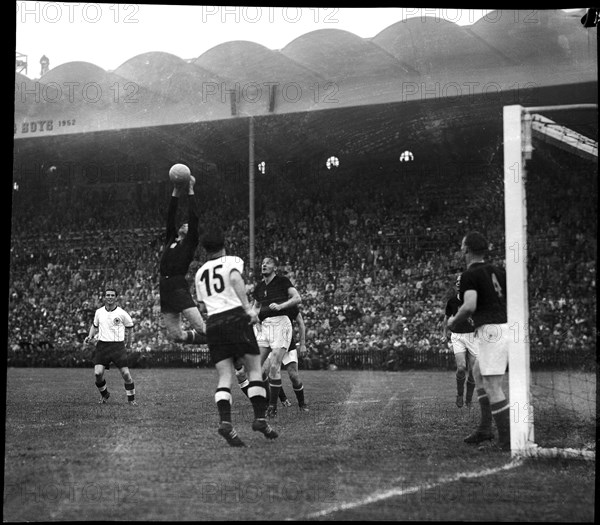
[8, 155, 596, 369]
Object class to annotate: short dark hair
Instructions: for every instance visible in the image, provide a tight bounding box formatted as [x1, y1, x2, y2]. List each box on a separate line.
[263, 255, 279, 267]
[463, 231, 489, 255]
[105, 286, 118, 296]
[201, 227, 225, 252]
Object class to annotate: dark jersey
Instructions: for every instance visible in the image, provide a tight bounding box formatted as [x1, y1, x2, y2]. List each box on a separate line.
[459, 262, 507, 328]
[159, 195, 199, 277]
[445, 295, 475, 333]
[252, 274, 295, 321]
[286, 305, 300, 323]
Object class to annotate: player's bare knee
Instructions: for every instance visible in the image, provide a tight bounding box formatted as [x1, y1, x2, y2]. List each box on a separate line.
[120, 369, 133, 383]
[269, 363, 281, 379]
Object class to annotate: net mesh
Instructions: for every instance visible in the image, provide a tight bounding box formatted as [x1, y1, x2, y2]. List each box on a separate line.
[523, 116, 597, 455]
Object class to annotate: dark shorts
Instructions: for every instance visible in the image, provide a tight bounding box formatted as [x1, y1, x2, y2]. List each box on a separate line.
[206, 307, 260, 365]
[160, 275, 196, 314]
[94, 341, 129, 369]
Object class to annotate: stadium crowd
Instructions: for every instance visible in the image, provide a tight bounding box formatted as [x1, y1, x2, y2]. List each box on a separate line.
[8, 151, 596, 370]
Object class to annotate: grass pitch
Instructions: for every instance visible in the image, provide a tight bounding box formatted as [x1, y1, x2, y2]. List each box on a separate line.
[4, 368, 595, 521]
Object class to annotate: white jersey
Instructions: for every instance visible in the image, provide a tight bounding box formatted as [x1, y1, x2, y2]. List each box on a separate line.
[195, 255, 245, 316]
[93, 306, 133, 342]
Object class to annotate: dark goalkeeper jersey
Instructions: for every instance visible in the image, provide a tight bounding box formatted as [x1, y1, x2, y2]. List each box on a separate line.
[159, 195, 199, 278]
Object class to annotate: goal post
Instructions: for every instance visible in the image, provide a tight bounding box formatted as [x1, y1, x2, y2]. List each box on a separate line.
[503, 103, 597, 460]
[503, 105, 533, 457]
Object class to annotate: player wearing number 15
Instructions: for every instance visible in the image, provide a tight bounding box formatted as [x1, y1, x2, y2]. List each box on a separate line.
[447, 231, 510, 451]
[195, 228, 278, 447]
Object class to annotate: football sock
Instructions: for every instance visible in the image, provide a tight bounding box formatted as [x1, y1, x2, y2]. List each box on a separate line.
[491, 399, 511, 448]
[456, 368, 466, 396]
[279, 386, 288, 401]
[247, 381, 268, 419]
[124, 382, 135, 402]
[238, 378, 250, 398]
[262, 378, 271, 400]
[96, 378, 109, 398]
[293, 384, 306, 406]
[185, 329, 207, 345]
[268, 378, 282, 407]
[466, 375, 476, 403]
[215, 388, 232, 423]
[477, 388, 492, 431]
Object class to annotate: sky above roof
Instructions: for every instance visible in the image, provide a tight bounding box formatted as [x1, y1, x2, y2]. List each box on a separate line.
[15, 4, 499, 75]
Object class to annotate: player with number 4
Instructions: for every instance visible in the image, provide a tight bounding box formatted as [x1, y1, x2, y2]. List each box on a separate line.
[447, 231, 511, 451]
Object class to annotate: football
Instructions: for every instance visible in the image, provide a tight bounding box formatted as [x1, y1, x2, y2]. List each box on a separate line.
[169, 163, 191, 185]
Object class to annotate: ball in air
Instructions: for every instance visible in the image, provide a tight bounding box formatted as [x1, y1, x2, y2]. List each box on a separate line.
[169, 163, 191, 184]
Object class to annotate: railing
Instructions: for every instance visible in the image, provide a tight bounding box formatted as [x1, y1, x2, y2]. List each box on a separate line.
[9, 345, 592, 371]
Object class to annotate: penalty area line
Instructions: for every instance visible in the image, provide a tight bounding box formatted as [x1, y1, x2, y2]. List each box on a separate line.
[298, 458, 524, 520]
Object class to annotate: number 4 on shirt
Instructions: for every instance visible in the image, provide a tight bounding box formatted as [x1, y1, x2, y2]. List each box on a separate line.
[491, 272, 503, 298]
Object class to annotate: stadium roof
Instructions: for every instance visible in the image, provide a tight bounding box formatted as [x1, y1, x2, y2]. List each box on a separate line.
[13, 9, 597, 173]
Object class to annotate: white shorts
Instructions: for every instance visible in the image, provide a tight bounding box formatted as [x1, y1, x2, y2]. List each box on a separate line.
[282, 349, 298, 366]
[266, 348, 298, 367]
[253, 316, 292, 351]
[451, 332, 478, 357]
[475, 323, 509, 376]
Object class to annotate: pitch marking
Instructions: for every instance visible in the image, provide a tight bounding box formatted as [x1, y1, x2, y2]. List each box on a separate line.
[298, 458, 524, 520]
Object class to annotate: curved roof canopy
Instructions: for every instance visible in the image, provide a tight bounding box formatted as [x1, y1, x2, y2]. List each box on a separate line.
[13, 9, 597, 173]
[282, 28, 416, 80]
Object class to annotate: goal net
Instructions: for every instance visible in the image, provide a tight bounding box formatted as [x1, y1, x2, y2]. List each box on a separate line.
[503, 104, 597, 460]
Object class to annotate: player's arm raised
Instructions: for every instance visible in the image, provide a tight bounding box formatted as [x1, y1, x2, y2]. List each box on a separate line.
[165, 189, 180, 241]
[187, 176, 200, 243]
